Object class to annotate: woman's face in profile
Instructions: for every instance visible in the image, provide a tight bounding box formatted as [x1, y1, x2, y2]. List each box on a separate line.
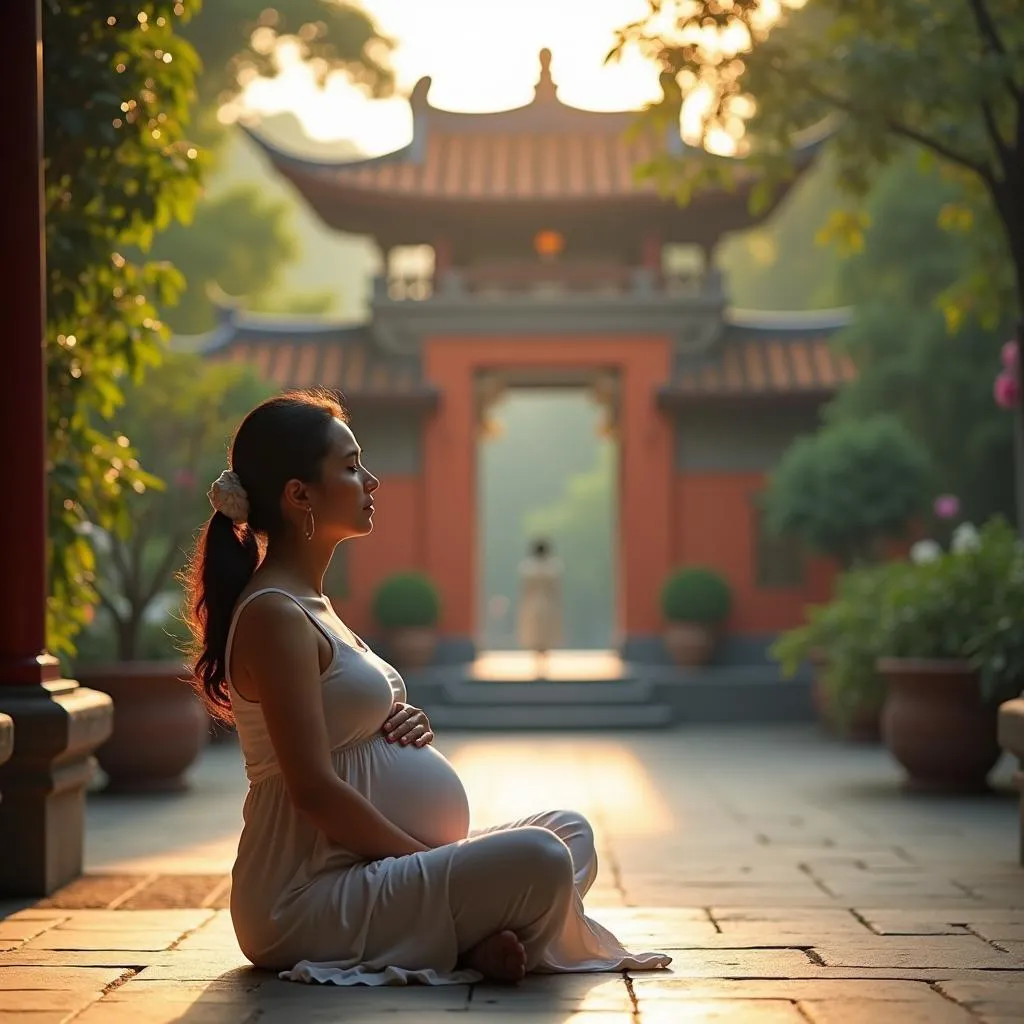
[313, 418, 379, 542]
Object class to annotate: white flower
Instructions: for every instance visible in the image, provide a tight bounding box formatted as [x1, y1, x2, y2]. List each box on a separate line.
[951, 522, 980, 554]
[207, 470, 249, 524]
[910, 539, 942, 564]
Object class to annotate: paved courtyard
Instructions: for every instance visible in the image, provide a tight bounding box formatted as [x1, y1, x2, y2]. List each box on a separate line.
[2, 724, 1023, 1022]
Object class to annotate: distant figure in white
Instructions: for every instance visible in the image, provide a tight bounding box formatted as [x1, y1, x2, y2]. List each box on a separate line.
[517, 538, 564, 678]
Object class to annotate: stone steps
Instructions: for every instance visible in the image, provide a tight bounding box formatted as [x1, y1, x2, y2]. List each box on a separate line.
[441, 678, 654, 704]
[424, 700, 675, 730]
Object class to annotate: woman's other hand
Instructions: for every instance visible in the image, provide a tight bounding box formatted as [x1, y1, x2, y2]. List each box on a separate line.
[382, 702, 434, 748]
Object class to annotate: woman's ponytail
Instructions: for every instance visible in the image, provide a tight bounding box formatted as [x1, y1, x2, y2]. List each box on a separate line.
[183, 512, 260, 722]
[181, 388, 345, 723]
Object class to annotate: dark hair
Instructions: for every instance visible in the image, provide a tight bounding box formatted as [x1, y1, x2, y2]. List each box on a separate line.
[530, 538, 550, 557]
[182, 387, 346, 722]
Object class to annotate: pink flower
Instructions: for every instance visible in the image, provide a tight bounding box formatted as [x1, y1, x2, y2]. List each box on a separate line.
[933, 494, 960, 520]
[1001, 339, 1019, 372]
[994, 370, 1020, 410]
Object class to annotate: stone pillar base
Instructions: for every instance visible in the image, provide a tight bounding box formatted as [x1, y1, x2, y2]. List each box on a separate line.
[997, 697, 1024, 867]
[0, 713, 12, 768]
[0, 679, 114, 896]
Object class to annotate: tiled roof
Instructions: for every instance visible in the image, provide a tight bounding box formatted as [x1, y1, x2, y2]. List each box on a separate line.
[194, 306, 855, 401]
[244, 50, 829, 207]
[201, 316, 434, 402]
[665, 310, 856, 399]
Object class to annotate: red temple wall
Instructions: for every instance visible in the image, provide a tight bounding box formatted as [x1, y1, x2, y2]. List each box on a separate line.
[672, 471, 837, 634]
[421, 334, 675, 640]
[331, 475, 421, 636]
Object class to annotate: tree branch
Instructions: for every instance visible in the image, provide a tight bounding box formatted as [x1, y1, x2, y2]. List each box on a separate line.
[94, 582, 125, 627]
[139, 533, 188, 612]
[980, 95, 1012, 175]
[106, 534, 133, 593]
[764, 59, 997, 184]
[965, 0, 1022, 104]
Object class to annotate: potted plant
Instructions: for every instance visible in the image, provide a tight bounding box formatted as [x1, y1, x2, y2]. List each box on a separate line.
[875, 518, 1024, 792]
[372, 571, 441, 669]
[74, 353, 271, 792]
[660, 566, 732, 667]
[763, 415, 931, 569]
[771, 563, 907, 741]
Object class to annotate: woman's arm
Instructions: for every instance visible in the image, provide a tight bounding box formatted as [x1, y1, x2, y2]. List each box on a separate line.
[233, 593, 429, 859]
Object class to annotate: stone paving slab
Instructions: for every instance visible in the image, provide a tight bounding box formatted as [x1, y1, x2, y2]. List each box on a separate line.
[797, 999, 977, 1024]
[2, 726, 1023, 1021]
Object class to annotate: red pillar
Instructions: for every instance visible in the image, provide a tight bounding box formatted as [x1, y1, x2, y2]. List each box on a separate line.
[0, 0, 113, 897]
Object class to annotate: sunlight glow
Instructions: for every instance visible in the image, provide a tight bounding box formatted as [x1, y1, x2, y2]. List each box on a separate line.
[236, 0, 669, 153]
[449, 740, 675, 838]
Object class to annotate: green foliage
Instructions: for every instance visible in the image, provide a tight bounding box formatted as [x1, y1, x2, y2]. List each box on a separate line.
[82, 352, 273, 660]
[372, 572, 441, 630]
[764, 416, 931, 566]
[44, 1, 205, 657]
[826, 156, 1015, 527]
[876, 518, 1024, 704]
[149, 185, 299, 334]
[159, 3, 394, 332]
[716, 150, 850, 310]
[74, 606, 192, 665]
[660, 567, 733, 623]
[771, 561, 910, 727]
[612, 0, 1023, 320]
[181, 0, 394, 136]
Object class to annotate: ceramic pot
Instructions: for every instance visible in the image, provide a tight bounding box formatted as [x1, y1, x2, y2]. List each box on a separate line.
[877, 657, 1001, 793]
[663, 621, 718, 667]
[75, 660, 209, 793]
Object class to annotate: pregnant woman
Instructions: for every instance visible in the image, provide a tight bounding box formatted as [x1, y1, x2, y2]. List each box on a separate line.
[182, 388, 670, 986]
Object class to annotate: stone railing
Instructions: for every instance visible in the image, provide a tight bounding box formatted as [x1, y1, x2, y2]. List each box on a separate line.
[375, 265, 717, 303]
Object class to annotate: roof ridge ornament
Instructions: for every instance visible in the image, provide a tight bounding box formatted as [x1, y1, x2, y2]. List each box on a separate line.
[534, 48, 557, 103]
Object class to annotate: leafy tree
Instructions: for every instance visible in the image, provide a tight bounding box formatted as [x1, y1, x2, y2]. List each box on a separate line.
[152, 185, 301, 335]
[158, 3, 394, 332]
[764, 416, 932, 567]
[717, 150, 850, 310]
[181, 0, 394, 140]
[827, 156, 1015, 527]
[83, 353, 273, 660]
[44, 1, 205, 656]
[612, 0, 1024, 520]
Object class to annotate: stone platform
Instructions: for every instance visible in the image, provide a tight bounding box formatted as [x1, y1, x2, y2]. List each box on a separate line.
[2, 726, 1023, 1022]
[406, 650, 814, 730]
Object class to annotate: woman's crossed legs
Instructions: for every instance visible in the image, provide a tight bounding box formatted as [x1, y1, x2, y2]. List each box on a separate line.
[447, 809, 597, 982]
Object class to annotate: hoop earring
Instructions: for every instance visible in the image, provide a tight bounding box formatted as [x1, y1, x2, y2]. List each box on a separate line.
[303, 507, 315, 542]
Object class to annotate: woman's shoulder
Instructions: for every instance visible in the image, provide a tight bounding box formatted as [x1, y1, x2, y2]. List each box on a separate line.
[233, 587, 309, 635]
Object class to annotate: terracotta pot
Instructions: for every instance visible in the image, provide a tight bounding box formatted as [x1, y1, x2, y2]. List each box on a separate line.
[877, 657, 1002, 793]
[386, 627, 437, 670]
[75, 660, 209, 793]
[663, 621, 718, 667]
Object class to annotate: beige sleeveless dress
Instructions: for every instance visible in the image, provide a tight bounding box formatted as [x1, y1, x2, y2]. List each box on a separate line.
[225, 587, 671, 985]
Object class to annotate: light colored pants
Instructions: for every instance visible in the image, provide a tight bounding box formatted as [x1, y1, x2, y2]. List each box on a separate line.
[447, 809, 597, 969]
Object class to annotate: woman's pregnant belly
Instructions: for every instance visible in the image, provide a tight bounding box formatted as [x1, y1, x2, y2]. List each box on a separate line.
[366, 737, 471, 849]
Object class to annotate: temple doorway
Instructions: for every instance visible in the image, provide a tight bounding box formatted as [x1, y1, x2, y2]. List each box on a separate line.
[475, 376, 619, 657]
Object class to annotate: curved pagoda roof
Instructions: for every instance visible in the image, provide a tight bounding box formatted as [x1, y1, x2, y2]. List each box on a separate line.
[183, 303, 854, 406]
[243, 49, 831, 247]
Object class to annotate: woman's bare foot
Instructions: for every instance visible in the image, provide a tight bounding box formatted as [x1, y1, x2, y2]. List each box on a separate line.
[462, 930, 527, 982]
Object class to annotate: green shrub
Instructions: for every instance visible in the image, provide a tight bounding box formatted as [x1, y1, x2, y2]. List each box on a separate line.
[773, 561, 910, 729]
[660, 567, 732, 623]
[372, 572, 441, 629]
[876, 517, 1024, 705]
[764, 415, 931, 567]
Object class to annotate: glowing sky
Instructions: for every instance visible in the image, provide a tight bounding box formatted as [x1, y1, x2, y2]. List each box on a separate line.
[238, 0, 668, 154]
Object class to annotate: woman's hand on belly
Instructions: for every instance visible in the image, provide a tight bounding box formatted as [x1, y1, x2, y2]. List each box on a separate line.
[382, 701, 434, 748]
